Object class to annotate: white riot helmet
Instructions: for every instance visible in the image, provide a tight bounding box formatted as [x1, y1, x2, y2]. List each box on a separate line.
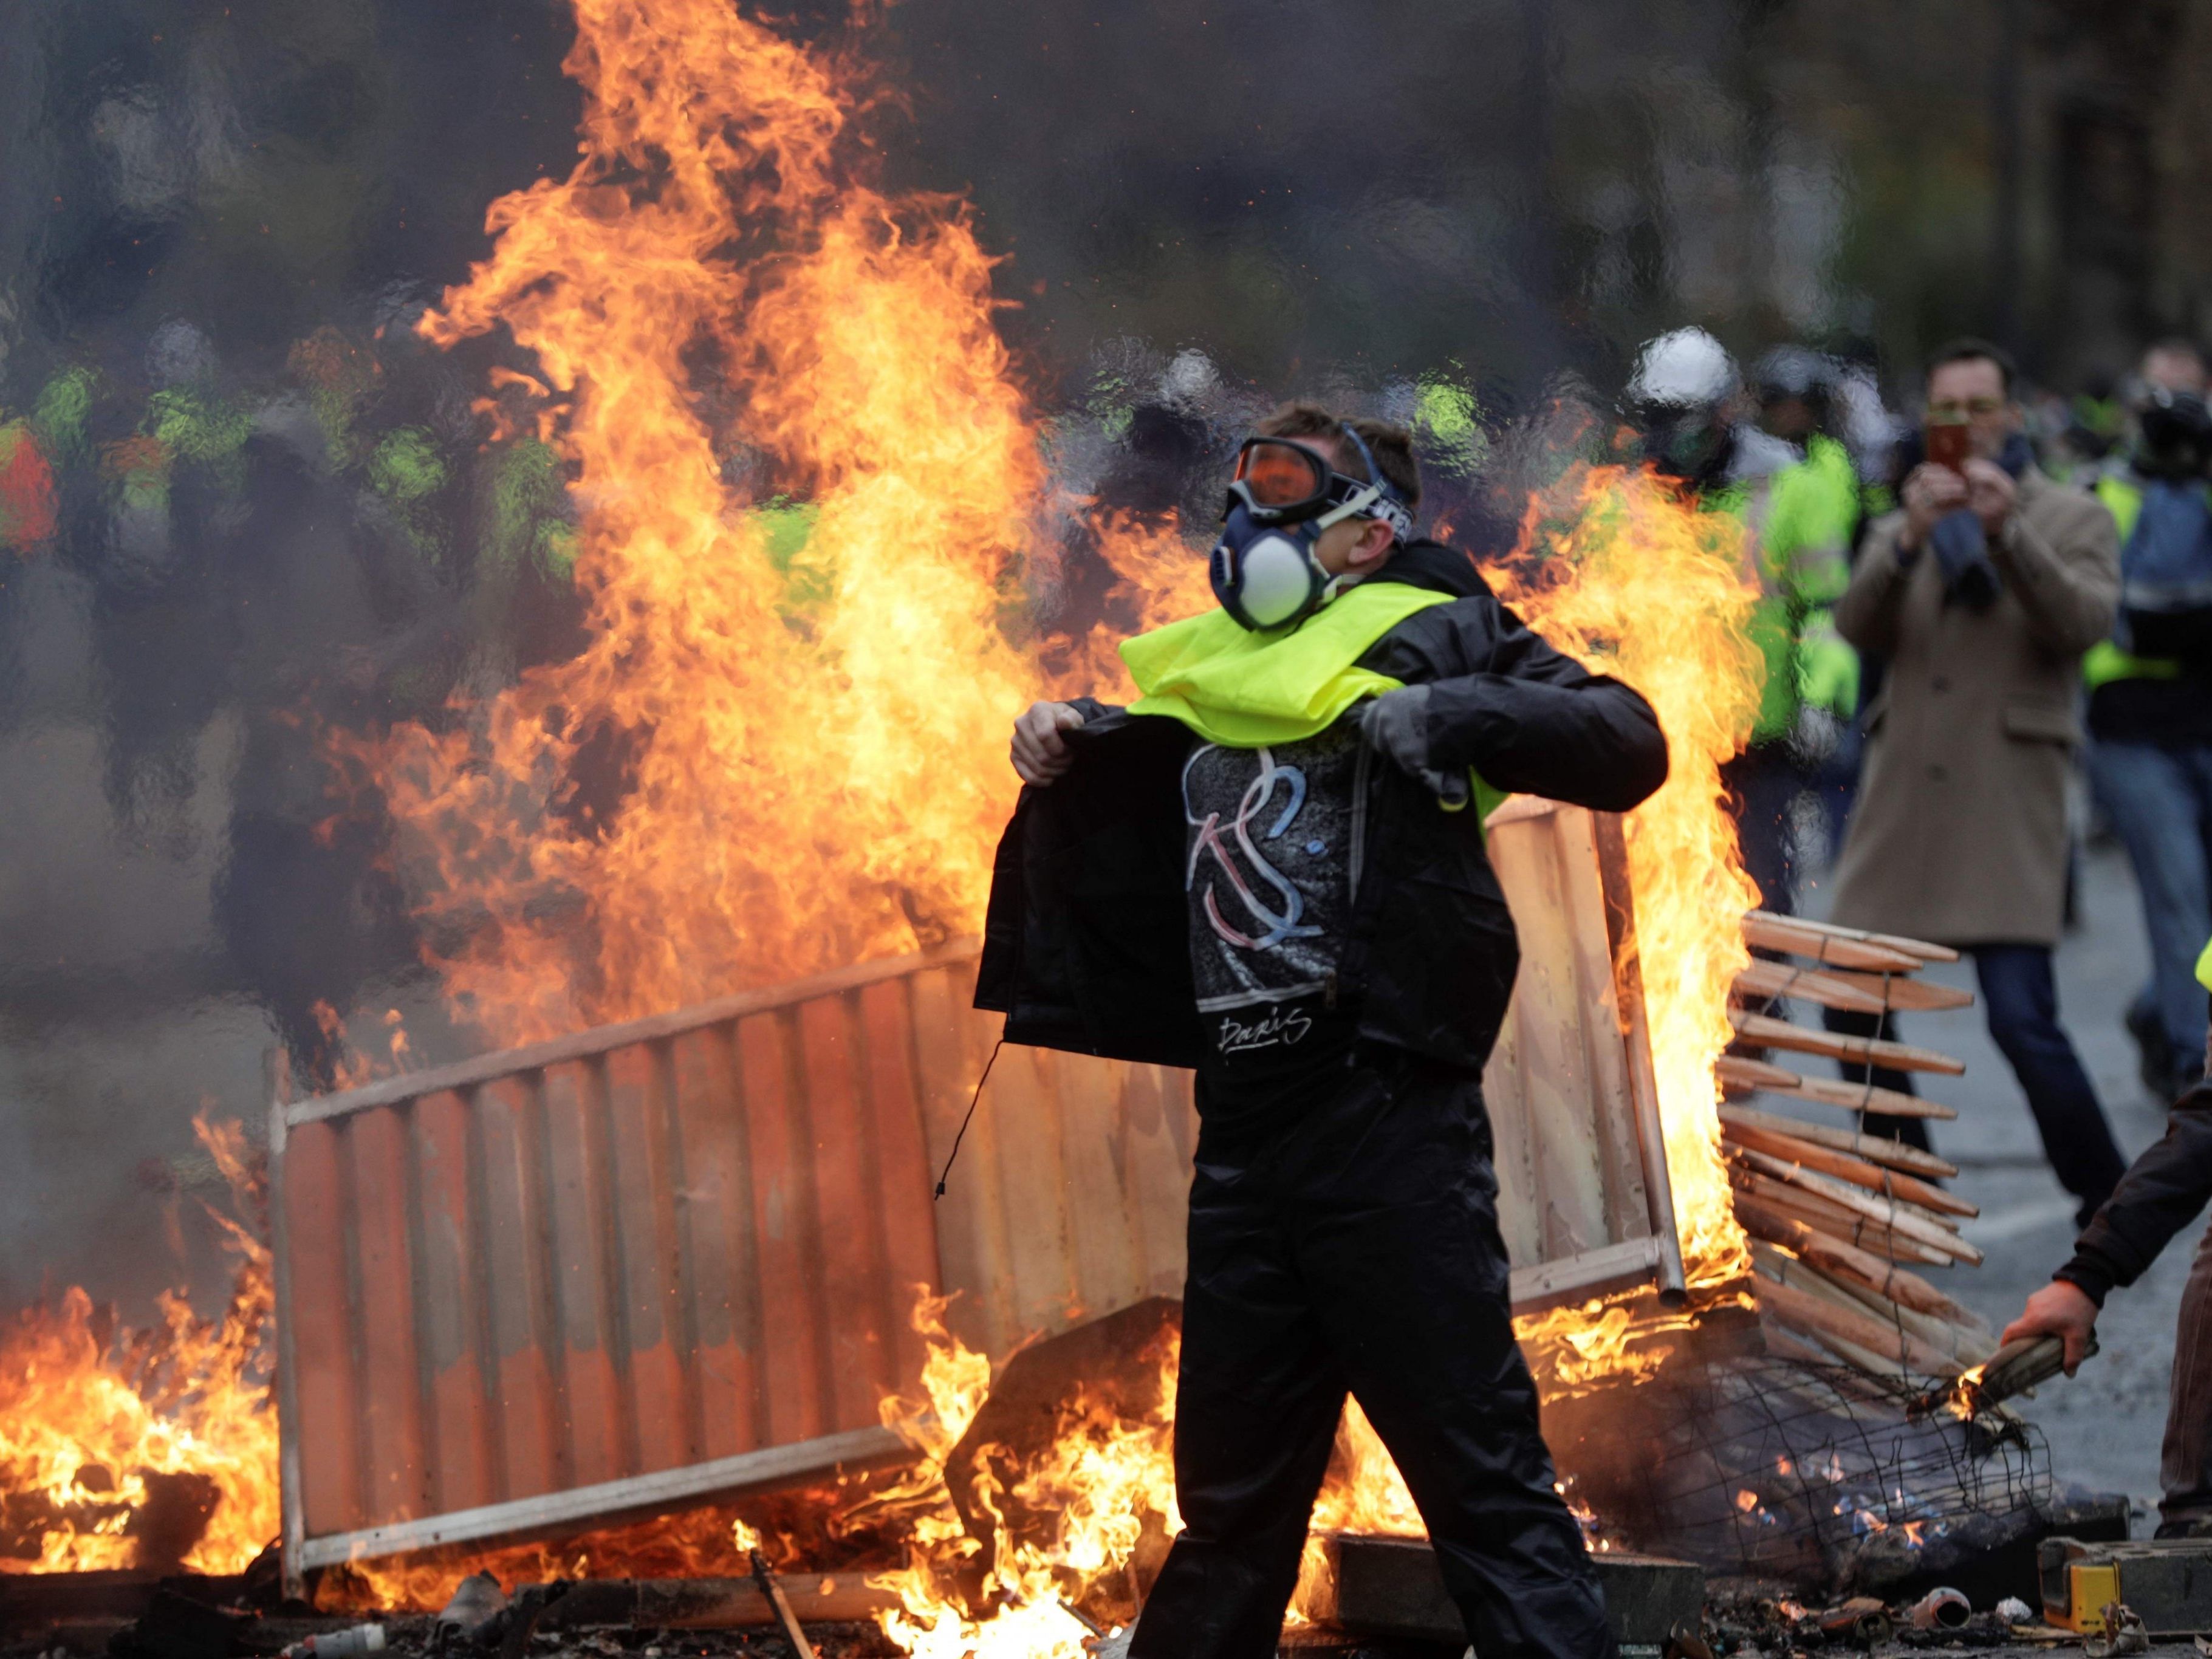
[1628, 327, 1739, 409]
[1626, 327, 1740, 485]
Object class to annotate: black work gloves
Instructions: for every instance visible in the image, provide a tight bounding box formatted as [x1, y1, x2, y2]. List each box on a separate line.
[1358, 685, 1471, 807]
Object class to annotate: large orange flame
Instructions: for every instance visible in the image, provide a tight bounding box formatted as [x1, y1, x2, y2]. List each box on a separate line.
[0, 1118, 276, 1575]
[868, 1295, 1179, 1657]
[4, 1, 1770, 1621]
[1481, 462, 1762, 1288]
[346, 0, 1205, 1048]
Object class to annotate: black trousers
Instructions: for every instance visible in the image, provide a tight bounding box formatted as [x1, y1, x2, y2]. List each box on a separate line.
[1128, 1053, 1617, 1659]
[1722, 740, 1805, 918]
[2159, 1219, 2212, 1534]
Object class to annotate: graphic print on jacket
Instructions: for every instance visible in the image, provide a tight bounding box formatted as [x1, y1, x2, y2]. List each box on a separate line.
[1182, 719, 1366, 1076]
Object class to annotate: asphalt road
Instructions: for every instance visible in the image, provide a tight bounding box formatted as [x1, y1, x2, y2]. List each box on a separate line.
[1795, 831, 2192, 1525]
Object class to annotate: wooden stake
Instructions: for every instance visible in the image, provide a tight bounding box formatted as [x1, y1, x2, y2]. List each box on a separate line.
[1728, 1009, 1967, 1077]
[1742, 909, 1960, 964]
[1751, 1243, 1962, 1370]
[1753, 1264, 1962, 1377]
[1734, 959, 1887, 1014]
[1762, 1324, 1844, 1369]
[1884, 1289, 1996, 1367]
[1804, 1325, 1913, 1379]
[750, 1550, 818, 1659]
[1744, 913, 1925, 973]
[1762, 1242, 1991, 1361]
[1721, 1116, 1976, 1217]
[1731, 1177, 1952, 1267]
[1733, 1150, 1982, 1263]
[1732, 959, 1974, 1014]
[1719, 1103, 1959, 1178]
[1717, 1054, 1955, 1120]
[1732, 1203, 1982, 1324]
[1817, 965, 1974, 1013]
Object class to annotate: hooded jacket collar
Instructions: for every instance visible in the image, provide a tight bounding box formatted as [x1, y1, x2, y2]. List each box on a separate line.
[1368, 536, 1491, 600]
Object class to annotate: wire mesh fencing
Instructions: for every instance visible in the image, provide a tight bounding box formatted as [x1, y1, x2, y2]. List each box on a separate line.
[1552, 1353, 2054, 1592]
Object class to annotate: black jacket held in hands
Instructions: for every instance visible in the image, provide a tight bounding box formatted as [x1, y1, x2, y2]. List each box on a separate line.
[2058, 1078, 2212, 1305]
[974, 539, 1671, 1073]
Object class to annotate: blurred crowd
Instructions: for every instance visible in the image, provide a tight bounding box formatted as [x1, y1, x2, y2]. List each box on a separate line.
[5, 311, 2207, 1149]
[1613, 323, 2212, 1227]
[1067, 324, 2212, 1215]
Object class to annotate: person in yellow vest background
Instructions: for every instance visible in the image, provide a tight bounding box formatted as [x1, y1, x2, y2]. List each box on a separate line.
[1623, 329, 1849, 916]
[2084, 337, 2212, 1105]
[1751, 346, 1869, 871]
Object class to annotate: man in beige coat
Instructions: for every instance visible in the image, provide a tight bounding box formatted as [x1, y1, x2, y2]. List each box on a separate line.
[1826, 339, 2127, 1225]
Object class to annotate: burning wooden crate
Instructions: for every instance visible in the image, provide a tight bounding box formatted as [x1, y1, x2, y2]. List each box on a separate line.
[267, 800, 1682, 1590]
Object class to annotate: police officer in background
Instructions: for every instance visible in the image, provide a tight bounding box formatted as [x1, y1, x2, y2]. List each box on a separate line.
[1624, 329, 1851, 916]
[1753, 346, 1866, 863]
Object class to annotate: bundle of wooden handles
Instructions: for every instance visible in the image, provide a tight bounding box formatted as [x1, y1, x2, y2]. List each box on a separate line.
[1725, 912, 1999, 1380]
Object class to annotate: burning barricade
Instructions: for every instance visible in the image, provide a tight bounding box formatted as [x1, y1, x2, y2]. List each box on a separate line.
[0, 1, 2120, 1652]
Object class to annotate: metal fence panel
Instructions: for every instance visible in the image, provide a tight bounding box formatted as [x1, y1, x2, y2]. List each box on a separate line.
[272, 948, 1197, 1579]
[272, 806, 1679, 1584]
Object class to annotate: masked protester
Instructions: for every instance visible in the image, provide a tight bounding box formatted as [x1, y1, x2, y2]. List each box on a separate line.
[982, 402, 1668, 1659]
[1623, 329, 1820, 916]
[1626, 326, 1757, 493]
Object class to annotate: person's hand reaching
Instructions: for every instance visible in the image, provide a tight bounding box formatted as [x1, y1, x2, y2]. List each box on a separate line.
[1011, 700, 1085, 787]
[1999, 1279, 2100, 1375]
